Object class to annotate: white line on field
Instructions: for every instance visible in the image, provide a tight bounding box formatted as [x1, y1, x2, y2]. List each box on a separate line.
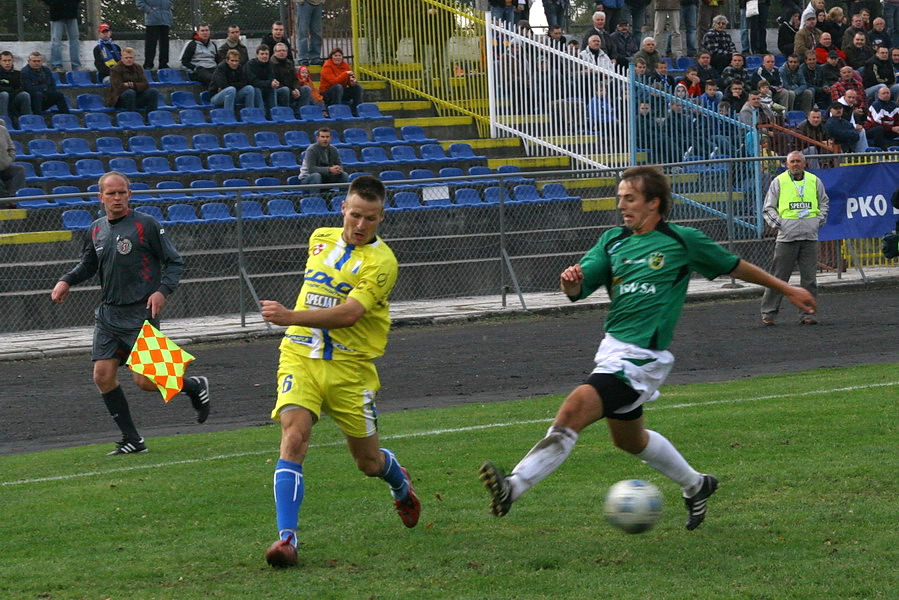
[2, 381, 896, 487]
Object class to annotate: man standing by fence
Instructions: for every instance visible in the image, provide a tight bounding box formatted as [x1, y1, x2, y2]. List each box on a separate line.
[760, 151, 829, 326]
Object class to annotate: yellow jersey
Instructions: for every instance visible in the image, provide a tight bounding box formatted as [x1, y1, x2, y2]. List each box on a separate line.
[279, 227, 397, 361]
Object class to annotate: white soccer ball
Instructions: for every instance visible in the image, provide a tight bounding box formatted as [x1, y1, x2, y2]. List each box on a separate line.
[603, 479, 663, 534]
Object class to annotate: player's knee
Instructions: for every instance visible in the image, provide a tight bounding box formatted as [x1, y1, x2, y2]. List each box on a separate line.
[354, 454, 383, 477]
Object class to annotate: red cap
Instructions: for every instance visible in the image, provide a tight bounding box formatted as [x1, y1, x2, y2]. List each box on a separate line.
[98, 23, 111, 33]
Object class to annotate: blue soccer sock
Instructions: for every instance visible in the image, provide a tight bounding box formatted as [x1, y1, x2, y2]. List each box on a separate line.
[273, 458, 304, 546]
[380, 448, 409, 501]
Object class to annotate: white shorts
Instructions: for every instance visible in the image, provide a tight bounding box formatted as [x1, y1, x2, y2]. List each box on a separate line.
[591, 334, 674, 416]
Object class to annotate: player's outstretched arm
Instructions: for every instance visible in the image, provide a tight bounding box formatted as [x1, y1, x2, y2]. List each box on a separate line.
[260, 298, 366, 329]
[560, 264, 584, 298]
[730, 259, 817, 314]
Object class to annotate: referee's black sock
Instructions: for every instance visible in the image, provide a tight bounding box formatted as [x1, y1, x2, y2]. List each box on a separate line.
[181, 376, 199, 396]
[102, 386, 140, 441]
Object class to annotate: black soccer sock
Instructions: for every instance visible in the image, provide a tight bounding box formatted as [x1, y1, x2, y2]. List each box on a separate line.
[102, 386, 140, 441]
[181, 376, 199, 396]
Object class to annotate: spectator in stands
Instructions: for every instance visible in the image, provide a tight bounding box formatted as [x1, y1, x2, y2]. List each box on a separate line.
[780, 53, 815, 112]
[136, 0, 172, 71]
[106, 48, 160, 112]
[93, 23, 121, 83]
[779, 11, 801, 57]
[543, 0, 570, 30]
[320, 48, 363, 116]
[698, 79, 722, 111]
[819, 50, 843, 91]
[680, 0, 699, 57]
[0, 52, 32, 123]
[814, 32, 845, 63]
[695, 51, 720, 87]
[757, 79, 786, 114]
[751, 54, 796, 111]
[545, 25, 568, 52]
[837, 87, 874, 149]
[271, 42, 309, 113]
[738, 90, 776, 126]
[296, 0, 323, 66]
[800, 50, 830, 107]
[299, 127, 348, 192]
[862, 45, 899, 101]
[700, 15, 734, 73]
[580, 34, 615, 70]
[823, 102, 860, 150]
[831, 64, 867, 110]
[868, 17, 889, 49]
[489, 0, 519, 29]
[893, 47, 899, 78]
[634, 36, 661, 73]
[794, 13, 821, 57]
[650, 59, 676, 89]
[586, 84, 617, 129]
[723, 80, 748, 112]
[297, 65, 324, 107]
[842, 13, 867, 50]
[653, 0, 683, 58]
[180, 23, 217, 86]
[678, 66, 703, 96]
[245, 44, 277, 114]
[662, 98, 693, 161]
[635, 100, 657, 156]
[583, 12, 613, 52]
[800, 0, 826, 26]
[721, 52, 750, 90]
[42, 0, 82, 72]
[262, 21, 294, 61]
[567, 39, 581, 56]
[819, 7, 847, 48]
[0, 119, 25, 203]
[864, 84, 899, 147]
[600, 0, 623, 33]
[209, 49, 259, 113]
[609, 19, 639, 68]
[794, 107, 832, 152]
[845, 32, 874, 68]
[747, 0, 771, 55]
[21, 52, 69, 115]
[216, 25, 249, 66]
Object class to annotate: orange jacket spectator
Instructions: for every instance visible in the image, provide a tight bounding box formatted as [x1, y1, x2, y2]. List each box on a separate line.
[296, 64, 323, 104]
[319, 48, 355, 94]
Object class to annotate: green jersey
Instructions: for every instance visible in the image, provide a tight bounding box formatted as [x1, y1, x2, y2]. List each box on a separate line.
[575, 222, 740, 350]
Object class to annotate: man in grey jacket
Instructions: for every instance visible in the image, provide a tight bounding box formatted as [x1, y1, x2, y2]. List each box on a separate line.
[136, 0, 173, 71]
[760, 151, 829, 326]
[299, 127, 348, 193]
[0, 119, 25, 205]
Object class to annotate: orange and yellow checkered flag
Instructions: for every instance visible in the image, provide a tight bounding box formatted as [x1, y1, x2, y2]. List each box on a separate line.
[126, 321, 195, 402]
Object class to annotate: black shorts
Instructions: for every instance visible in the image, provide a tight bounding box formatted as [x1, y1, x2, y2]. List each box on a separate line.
[92, 305, 158, 364]
[586, 372, 643, 421]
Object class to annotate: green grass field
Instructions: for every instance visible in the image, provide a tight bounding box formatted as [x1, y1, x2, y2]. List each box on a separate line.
[2, 365, 897, 600]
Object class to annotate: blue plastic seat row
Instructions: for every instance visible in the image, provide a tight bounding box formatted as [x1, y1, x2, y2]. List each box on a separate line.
[337, 143, 485, 168]
[384, 184, 578, 211]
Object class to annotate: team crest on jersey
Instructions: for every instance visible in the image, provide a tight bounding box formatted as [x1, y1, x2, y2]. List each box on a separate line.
[312, 243, 327, 255]
[116, 237, 133, 255]
[648, 252, 665, 270]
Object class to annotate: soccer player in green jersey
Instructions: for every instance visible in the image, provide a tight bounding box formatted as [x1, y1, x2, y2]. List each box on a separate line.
[259, 175, 420, 568]
[480, 165, 816, 530]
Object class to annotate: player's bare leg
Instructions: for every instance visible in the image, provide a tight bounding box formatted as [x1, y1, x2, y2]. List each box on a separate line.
[346, 433, 420, 528]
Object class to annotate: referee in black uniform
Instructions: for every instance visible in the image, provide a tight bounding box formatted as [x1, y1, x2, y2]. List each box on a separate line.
[51, 171, 211, 455]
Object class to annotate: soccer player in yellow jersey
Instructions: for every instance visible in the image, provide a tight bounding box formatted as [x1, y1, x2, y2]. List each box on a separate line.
[259, 175, 420, 568]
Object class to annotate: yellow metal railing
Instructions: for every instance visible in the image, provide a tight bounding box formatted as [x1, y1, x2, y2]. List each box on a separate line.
[350, 0, 491, 136]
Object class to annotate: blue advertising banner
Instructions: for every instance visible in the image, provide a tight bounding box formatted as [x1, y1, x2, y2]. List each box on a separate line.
[815, 162, 899, 242]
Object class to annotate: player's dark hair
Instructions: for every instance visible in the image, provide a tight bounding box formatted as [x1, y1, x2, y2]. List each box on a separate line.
[620, 166, 671, 218]
[349, 175, 386, 204]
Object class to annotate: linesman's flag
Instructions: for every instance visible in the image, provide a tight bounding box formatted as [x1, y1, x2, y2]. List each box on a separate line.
[126, 321, 195, 402]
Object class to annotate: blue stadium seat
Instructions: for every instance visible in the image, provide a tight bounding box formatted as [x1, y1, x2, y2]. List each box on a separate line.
[166, 204, 203, 224]
[75, 158, 105, 178]
[774, 54, 787, 67]
[52, 185, 90, 206]
[361, 146, 392, 166]
[483, 186, 510, 205]
[128, 135, 161, 155]
[12, 140, 30, 159]
[67, 70, 100, 86]
[239, 107, 269, 124]
[161, 134, 195, 154]
[371, 126, 400, 145]
[15, 187, 54, 208]
[420, 144, 452, 162]
[142, 156, 177, 176]
[409, 169, 435, 181]
[175, 155, 205, 174]
[135, 205, 166, 222]
[390, 145, 423, 164]
[18, 114, 52, 132]
[222, 178, 251, 195]
[208, 154, 241, 172]
[341, 127, 372, 146]
[41, 160, 77, 180]
[28, 139, 63, 158]
[179, 108, 209, 127]
[391, 192, 424, 211]
[192, 133, 224, 152]
[51, 71, 68, 88]
[496, 164, 535, 184]
[52, 113, 88, 132]
[300, 196, 333, 215]
[170, 91, 203, 108]
[223, 132, 254, 151]
[286, 175, 301, 186]
[270, 151, 301, 169]
[156, 68, 190, 84]
[284, 130, 311, 148]
[401, 125, 437, 144]
[210, 108, 239, 126]
[379, 170, 406, 185]
[745, 55, 763, 70]
[267, 198, 302, 219]
[95, 136, 131, 155]
[62, 209, 93, 230]
[449, 142, 485, 160]
[116, 111, 149, 129]
[254, 131, 282, 149]
[676, 56, 695, 71]
[76, 93, 112, 112]
[84, 112, 117, 131]
[238, 152, 276, 171]
[439, 167, 465, 179]
[15, 162, 39, 181]
[512, 184, 541, 203]
[541, 183, 579, 202]
[200, 202, 237, 222]
[454, 188, 482, 206]
[300, 105, 329, 121]
[270, 106, 301, 123]
[327, 104, 358, 120]
[356, 103, 384, 119]
[156, 180, 190, 200]
[148, 110, 183, 129]
[108, 157, 141, 176]
[784, 110, 806, 128]
[236, 199, 272, 220]
[190, 179, 226, 200]
[337, 148, 361, 167]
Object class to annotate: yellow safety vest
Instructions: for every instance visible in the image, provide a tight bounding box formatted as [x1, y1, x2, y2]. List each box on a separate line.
[776, 170, 820, 219]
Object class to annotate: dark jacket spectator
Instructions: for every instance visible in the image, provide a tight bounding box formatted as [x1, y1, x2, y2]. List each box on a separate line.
[844, 33, 874, 69]
[700, 16, 736, 72]
[208, 56, 252, 94]
[262, 23, 293, 61]
[608, 22, 639, 67]
[778, 13, 800, 57]
[180, 25, 218, 85]
[20, 53, 69, 114]
[823, 104, 860, 150]
[216, 26, 250, 65]
[0, 53, 31, 118]
[862, 50, 896, 90]
[106, 49, 159, 111]
[93, 24, 121, 81]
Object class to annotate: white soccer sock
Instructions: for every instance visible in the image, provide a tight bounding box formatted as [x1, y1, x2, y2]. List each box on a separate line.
[508, 425, 579, 501]
[637, 429, 702, 496]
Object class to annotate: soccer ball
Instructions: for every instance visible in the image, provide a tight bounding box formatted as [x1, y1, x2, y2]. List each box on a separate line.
[603, 479, 663, 534]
